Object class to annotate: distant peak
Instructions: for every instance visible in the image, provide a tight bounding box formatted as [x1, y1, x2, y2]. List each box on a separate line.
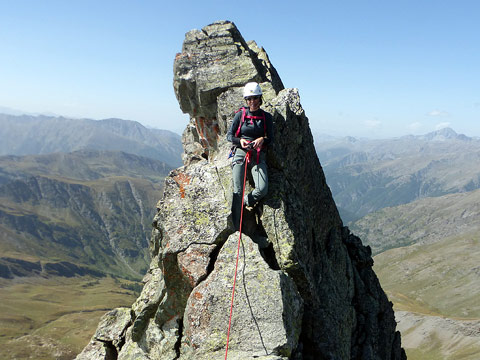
[422, 127, 470, 141]
[434, 127, 457, 136]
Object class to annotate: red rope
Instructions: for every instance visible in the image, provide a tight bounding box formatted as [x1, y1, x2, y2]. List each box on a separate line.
[225, 151, 250, 359]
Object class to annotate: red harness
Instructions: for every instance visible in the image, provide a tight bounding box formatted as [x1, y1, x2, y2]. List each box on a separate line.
[235, 107, 266, 164]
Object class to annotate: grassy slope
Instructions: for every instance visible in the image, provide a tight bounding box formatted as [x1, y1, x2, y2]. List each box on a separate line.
[373, 232, 480, 359]
[0, 276, 139, 360]
[374, 232, 479, 318]
[349, 189, 480, 359]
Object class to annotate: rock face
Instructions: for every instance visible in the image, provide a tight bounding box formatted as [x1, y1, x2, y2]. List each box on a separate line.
[77, 21, 406, 360]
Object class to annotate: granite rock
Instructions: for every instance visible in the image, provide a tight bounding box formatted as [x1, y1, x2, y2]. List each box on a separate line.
[77, 20, 406, 360]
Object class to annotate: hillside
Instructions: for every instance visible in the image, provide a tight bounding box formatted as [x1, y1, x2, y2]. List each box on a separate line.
[350, 188, 480, 254]
[316, 128, 480, 222]
[0, 150, 173, 279]
[0, 131, 176, 358]
[373, 231, 479, 319]
[0, 276, 140, 360]
[373, 232, 480, 359]
[348, 189, 480, 359]
[0, 113, 183, 167]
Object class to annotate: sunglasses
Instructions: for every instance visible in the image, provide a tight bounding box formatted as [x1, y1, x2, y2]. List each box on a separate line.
[245, 96, 260, 101]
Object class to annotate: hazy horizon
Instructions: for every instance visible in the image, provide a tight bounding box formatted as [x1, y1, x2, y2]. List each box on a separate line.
[1, 105, 475, 141]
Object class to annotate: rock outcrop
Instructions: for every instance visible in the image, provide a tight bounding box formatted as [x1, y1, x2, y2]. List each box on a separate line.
[77, 21, 406, 360]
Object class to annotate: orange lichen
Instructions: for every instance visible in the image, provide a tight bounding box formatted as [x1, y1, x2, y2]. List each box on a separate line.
[195, 117, 208, 146]
[173, 173, 191, 198]
[180, 265, 194, 285]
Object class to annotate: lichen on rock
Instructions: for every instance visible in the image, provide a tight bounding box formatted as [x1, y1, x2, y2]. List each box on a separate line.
[77, 20, 406, 360]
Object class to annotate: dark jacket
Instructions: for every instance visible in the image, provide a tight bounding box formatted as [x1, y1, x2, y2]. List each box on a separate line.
[226, 107, 274, 148]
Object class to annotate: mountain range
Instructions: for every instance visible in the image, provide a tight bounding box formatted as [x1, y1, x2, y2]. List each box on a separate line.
[0, 150, 173, 280]
[0, 113, 184, 359]
[0, 113, 183, 167]
[315, 128, 480, 223]
[1, 111, 478, 359]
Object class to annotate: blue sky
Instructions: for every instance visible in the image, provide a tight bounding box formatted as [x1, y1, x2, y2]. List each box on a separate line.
[1, 0, 479, 138]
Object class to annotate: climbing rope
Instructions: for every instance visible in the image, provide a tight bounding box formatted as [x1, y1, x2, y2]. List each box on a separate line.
[225, 150, 250, 360]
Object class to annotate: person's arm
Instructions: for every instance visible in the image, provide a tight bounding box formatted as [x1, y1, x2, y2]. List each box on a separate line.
[227, 111, 242, 146]
[263, 112, 273, 146]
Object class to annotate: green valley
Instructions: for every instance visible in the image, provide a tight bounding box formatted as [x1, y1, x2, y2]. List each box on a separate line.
[351, 191, 480, 359]
[0, 276, 139, 360]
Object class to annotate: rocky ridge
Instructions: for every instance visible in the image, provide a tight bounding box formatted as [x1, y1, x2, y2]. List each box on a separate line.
[77, 21, 405, 359]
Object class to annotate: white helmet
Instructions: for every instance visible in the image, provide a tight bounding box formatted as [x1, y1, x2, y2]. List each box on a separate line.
[243, 82, 262, 98]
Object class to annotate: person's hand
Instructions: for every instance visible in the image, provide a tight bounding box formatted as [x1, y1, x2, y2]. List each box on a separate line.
[252, 137, 264, 149]
[240, 139, 250, 149]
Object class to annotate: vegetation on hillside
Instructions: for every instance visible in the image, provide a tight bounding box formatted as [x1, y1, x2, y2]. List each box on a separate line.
[350, 189, 480, 254]
[349, 189, 480, 360]
[0, 151, 172, 279]
[0, 117, 179, 359]
[0, 276, 139, 360]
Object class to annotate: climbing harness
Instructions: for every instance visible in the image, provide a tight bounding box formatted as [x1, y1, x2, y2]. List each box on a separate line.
[224, 150, 251, 360]
[234, 107, 266, 137]
[230, 107, 266, 164]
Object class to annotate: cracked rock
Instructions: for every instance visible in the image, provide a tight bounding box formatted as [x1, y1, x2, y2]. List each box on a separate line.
[77, 20, 406, 360]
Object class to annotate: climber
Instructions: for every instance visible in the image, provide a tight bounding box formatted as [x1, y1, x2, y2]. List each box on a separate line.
[227, 82, 274, 230]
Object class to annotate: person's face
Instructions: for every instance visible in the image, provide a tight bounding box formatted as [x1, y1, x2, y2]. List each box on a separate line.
[246, 96, 261, 111]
